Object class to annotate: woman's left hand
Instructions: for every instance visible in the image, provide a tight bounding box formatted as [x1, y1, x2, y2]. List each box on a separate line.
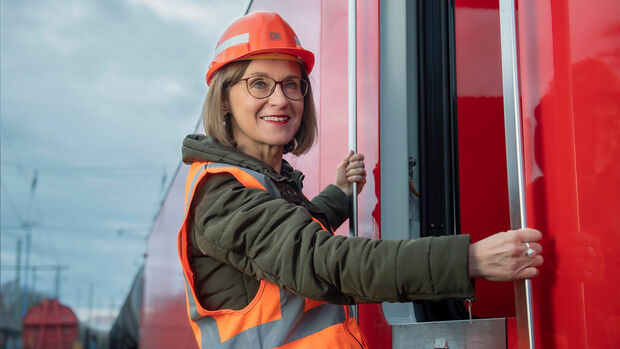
[468, 228, 543, 281]
[335, 151, 367, 197]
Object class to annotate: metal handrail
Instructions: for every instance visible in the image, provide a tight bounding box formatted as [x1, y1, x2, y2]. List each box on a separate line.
[348, 0, 359, 323]
[499, 0, 536, 347]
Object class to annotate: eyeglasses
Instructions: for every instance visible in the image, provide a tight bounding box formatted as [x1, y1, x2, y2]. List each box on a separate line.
[234, 76, 309, 101]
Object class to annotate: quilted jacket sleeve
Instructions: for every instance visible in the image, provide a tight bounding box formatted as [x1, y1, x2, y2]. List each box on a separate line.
[310, 184, 352, 231]
[192, 173, 475, 304]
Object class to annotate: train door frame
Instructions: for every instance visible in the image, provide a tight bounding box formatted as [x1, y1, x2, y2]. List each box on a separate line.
[380, 0, 510, 347]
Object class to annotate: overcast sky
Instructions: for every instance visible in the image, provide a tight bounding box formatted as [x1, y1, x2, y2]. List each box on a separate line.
[1, 0, 247, 330]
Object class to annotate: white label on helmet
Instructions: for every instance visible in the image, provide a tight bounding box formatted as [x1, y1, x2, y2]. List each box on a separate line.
[214, 33, 250, 58]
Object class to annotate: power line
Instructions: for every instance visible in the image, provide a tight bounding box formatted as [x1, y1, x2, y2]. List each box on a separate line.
[1, 265, 68, 270]
[2, 225, 150, 234]
[0, 180, 24, 223]
[2, 265, 69, 299]
[1, 161, 169, 176]
[1, 169, 46, 224]
[0, 126, 29, 177]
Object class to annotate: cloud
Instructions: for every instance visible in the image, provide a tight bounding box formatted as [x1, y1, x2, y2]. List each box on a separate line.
[1, 0, 247, 330]
[128, 0, 246, 37]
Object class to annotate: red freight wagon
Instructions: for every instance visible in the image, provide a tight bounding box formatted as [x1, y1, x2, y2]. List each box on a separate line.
[22, 299, 78, 349]
[140, 0, 620, 348]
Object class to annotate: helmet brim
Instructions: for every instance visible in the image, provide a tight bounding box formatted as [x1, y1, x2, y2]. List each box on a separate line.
[206, 47, 315, 86]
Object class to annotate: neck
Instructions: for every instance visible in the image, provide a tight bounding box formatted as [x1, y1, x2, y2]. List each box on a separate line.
[236, 143, 284, 173]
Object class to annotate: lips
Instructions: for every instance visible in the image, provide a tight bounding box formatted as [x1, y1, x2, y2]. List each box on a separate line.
[260, 115, 290, 123]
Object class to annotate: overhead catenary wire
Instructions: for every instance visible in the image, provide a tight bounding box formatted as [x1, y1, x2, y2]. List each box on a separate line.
[2, 161, 169, 237]
[0, 180, 25, 223]
[0, 126, 29, 177]
[1, 161, 170, 176]
[2, 128, 169, 320]
[1, 224, 150, 232]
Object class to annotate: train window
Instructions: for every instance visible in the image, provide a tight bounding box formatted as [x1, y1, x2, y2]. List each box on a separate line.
[380, 0, 466, 324]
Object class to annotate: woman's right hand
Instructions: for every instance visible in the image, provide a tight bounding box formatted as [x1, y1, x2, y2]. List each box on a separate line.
[468, 228, 543, 281]
[334, 151, 367, 197]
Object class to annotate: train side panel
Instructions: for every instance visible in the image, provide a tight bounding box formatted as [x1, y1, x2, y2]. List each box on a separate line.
[517, 0, 620, 346]
[139, 0, 620, 347]
[141, 163, 198, 349]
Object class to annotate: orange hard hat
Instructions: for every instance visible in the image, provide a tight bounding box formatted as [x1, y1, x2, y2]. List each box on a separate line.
[205, 11, 315, 86]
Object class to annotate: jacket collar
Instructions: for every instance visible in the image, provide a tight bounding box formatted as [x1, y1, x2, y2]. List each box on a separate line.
[182, 134, 305, 188]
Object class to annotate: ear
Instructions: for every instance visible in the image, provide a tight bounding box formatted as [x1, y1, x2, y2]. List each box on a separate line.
[223, 99, 231, 114]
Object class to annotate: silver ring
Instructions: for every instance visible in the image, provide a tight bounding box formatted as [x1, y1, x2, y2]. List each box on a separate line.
[524, 242, 535, 258]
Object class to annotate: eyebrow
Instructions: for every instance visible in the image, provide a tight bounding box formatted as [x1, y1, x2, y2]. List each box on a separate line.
[246, 72, 301, 79]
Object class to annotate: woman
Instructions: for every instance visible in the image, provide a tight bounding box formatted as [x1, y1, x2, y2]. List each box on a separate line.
[177, 11, 543, 348]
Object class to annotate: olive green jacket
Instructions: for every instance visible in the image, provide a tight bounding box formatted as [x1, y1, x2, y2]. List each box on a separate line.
[182, 134, 474, 311]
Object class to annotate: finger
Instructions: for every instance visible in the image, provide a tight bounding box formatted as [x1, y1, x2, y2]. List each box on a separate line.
[515, 266, 540, 279]
[346, 168, 366, 177]
[529, 242, 543, 254]
[516, 228, 543, 243]
[338, 150, 354, 170]
[346, 160, 365, 171]
[347, 173, 367, 181]
[522, 251, 543, 264]
[347, 176, 367, 185]
[519, 242, 543, 257]
[533, 255, 543, 267]
[347, 175, 367, 184]
[349, 153, 365, 162]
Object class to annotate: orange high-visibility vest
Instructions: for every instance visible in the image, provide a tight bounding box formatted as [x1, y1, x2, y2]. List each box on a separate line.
[178, 161, 368, 348]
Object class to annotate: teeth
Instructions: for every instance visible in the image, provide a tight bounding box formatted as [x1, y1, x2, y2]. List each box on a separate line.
[262, 116, 288, 122]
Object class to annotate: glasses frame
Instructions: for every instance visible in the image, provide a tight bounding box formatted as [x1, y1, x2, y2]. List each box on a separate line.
[234, 76, 309, 101]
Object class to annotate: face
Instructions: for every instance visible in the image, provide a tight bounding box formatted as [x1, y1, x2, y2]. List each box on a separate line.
[226, 59, 304, 154]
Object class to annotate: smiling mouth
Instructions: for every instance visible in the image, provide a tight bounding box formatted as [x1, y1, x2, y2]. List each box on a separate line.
[261, 116, 290, 122]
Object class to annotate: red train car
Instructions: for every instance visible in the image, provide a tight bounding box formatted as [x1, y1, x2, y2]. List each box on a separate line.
[22, 299, 78, 349]
[141, 0, 620, 347]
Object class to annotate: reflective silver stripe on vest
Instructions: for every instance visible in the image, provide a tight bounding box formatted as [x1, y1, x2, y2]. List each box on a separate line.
[205, 162, 281, 199]
[185, 279, 345, 348]
[185, 162, 281, 212]
[214, 33, 250, 57]
[185, 164, 208, 212]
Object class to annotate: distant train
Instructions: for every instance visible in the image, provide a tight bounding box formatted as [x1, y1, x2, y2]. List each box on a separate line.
[119, 0, 620, 348]
[22, 299, 78, 349]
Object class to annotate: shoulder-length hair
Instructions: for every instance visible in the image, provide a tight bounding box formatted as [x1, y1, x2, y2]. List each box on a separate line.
[201, 60, 317, 155]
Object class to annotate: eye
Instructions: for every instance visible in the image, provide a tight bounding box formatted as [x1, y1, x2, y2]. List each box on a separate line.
[284, 79, 300, 90]
[248, 78, 269, 89]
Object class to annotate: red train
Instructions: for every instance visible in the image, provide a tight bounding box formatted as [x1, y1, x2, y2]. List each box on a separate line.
[22, 299, 78, 349]
[139, 0, 620, 347]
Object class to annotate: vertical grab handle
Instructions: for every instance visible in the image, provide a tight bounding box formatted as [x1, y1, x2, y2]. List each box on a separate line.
[498, 0, 536, 348]
[348, 0, 359, 323]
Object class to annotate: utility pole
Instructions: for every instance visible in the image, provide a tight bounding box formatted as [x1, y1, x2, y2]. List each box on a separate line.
[29, 266, 38, 307]
[21, 227, 32, 317]
[53, 266, 68, 299]
[15, 238, 22, 319]
[88, 283, 94, 326]
[15, 239, 22, 285]
[3, 264, 68, 311]
[85, 283, 94, 349]
[55, 267, 61, 299]
[20, 170, 38, 317]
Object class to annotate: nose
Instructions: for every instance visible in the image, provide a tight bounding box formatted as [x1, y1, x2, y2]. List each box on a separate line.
[268, 82, 289, 106]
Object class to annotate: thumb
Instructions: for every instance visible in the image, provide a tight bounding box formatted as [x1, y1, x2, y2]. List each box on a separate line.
[337, 150, 354, 170]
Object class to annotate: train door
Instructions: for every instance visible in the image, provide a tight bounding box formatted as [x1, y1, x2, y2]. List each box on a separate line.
[379, 0, 518, 347]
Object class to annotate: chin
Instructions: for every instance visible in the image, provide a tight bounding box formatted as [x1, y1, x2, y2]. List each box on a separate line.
[268, 136, 295, 146]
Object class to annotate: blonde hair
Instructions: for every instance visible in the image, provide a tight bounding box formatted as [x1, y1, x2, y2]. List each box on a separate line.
[202, 61, 317, 155]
